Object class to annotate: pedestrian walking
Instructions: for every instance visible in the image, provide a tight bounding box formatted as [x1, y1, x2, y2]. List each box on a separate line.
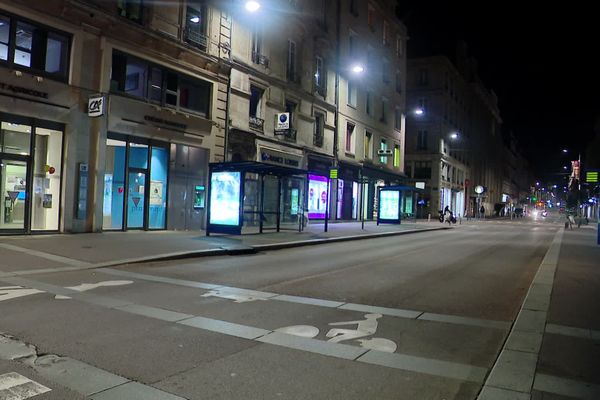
[479, 205, 485, 219]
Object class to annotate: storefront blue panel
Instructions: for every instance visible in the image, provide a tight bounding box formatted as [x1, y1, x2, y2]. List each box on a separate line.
[149, 147, 167, 229]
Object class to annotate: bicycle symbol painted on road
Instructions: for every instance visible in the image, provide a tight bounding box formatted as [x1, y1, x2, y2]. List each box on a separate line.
[276, 313, 397, 353]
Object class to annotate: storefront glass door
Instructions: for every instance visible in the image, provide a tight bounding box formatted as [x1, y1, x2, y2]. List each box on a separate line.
[0, 159, 28, 230]
[127, 170, 146, 229]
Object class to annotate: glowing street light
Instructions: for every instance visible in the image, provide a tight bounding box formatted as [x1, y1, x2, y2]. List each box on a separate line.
[414, 108, 424, 115]
[450, 132, 459, 140]
[245, 1, 260, 12]
[562, 149, 568, 153]
[351, 64, 364, 73]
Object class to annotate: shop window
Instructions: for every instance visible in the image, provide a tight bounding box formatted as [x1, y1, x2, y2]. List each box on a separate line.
[111, 50, 212, 117]
[117, 0, 143, 23]
[0, 15, 10, 61]
[149, 147, 167, 229]
[129, 142, 148, 169]
[103, 138, 126, 230]
[1, 122, 31, 155]
[32, 127, 62, 231]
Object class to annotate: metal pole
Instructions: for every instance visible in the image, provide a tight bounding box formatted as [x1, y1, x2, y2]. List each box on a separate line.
[325, 177, 329, 232]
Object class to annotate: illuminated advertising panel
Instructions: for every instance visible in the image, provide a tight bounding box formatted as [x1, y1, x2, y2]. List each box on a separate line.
[378, 189, 400, 221]
[209, 171, 241, 226]
[308, 174, 328, 219]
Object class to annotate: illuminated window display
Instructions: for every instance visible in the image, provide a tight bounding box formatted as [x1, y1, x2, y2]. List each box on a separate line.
[308, 174, 328, 219]
[209, 171, 241, 226]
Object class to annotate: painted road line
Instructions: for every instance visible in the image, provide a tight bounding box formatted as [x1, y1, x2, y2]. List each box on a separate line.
[0, 286, 45, 302]
[178, 316, 270, 340]
[417, 312, 511, 330]
[257, 331, 368, 361]
[545, 323, 594, 340]
[357, 349, 488, 383]
[91, 381, 186, 400]
[101, 268, 510, 331]
[0, 372, 51, 399]
[477, 227, 564, 399]
[478, 385, 530, 400]
[6, 275, 491, 383]
[339, 303, 422, 319]
[533, 373, 600, 400]
[273, 294, 344, 308]
[114, 304, 194, 322]
[0, 243, 92, 268]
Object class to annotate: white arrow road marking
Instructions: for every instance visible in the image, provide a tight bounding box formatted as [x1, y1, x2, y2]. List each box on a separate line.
[0, 287, 44, 302]
[201, 289, 269, 303]
[275, 325, 320, 338]
[54, 280, 134, 299]
[0, 372, 51, 399]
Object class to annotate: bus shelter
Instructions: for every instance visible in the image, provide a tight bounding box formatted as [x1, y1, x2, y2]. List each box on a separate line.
[377, 185, 423, 225]
[206, 161, 308, 235]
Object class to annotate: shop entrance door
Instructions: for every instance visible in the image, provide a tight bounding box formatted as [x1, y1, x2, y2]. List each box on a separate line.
[127, 169, 147, 229]
[0, 158, 28, 231]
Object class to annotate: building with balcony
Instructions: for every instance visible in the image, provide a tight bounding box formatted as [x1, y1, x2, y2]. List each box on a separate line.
[405, 46, 505, 218]
[0, 0, 228, 234]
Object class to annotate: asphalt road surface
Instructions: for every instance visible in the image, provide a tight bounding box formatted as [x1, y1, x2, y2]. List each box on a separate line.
[2, 217, 595, 400]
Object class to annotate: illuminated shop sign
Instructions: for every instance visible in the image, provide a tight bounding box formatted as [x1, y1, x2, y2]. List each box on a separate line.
[308, 174, 328, 219]
[378, 189, 400, 221]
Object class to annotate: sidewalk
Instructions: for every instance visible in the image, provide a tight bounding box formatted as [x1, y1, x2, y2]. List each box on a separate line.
[0, 221, 447, 276]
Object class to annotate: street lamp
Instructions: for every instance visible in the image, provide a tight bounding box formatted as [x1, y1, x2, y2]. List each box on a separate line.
[450, 132, 459, 140]
[351, 64, 364, 74]
[245, 1, 260, 12]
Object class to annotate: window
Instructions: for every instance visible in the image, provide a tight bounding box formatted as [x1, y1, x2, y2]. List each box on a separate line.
[287, 39, 298, 82]
[345, 122, 355, 153]
[314, 112, 324, 147]
[418, 98, 428, 113]
[396, 35, 403, 57]
[0, 15, 9, 60]
[394, 107, 401, 130]
[395, 70, 401, 93]
[394, 144, 400, 167]
[405, 163, 412, 178]
[383, 21, 389, 46]
[382, 58, 390, 83]
[414, 161, 431, 179]
[417, 130, 428, 150]
[284, 100, 297, 141]
[314, 56, 326, 95]
[380, 98, 388, 123]
[111, 50, 211, 117]
[251, 27, 268, 67]
[379, 139, 388, 164]
[117, 0, 143, 23]
[367, 4, 376, 31]
[348, 31, 358, 57]
[366, 91, 373, 116]
[418, 68, 428, 85]
[0, 15, 69, 79]
[364, 131, 373, 158]
[350, 0, 358, 16]
[347, 80, 357, 107]
[185, 4, 208, 51]
[249, 86, 264, 118]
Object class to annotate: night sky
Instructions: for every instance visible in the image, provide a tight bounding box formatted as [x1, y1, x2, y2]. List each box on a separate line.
[397, 3, 600, 182]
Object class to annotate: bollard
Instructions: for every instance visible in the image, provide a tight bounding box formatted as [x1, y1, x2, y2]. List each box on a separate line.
[427, 213, 431, 222]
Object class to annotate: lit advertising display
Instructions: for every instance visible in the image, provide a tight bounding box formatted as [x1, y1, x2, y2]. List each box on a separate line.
[209, 171, 241, 226]
[308, 174, 328, 219]
[379, 190, 400, 221]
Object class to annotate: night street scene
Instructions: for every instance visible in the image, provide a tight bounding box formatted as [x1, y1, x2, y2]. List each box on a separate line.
[1, 0, 599, 399]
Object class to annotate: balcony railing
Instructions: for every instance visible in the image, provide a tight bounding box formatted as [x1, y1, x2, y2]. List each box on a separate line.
[252, 51, 270, 68]
[249, 116, 264, 132]
[283, 129, 297, 142]
[185, 27, 208, 52]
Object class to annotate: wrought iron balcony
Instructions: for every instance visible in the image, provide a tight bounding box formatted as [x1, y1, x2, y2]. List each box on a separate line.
[249, 116, 264, 132]
[185, 27, 208, 52]
[252, 51, 269, 68]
